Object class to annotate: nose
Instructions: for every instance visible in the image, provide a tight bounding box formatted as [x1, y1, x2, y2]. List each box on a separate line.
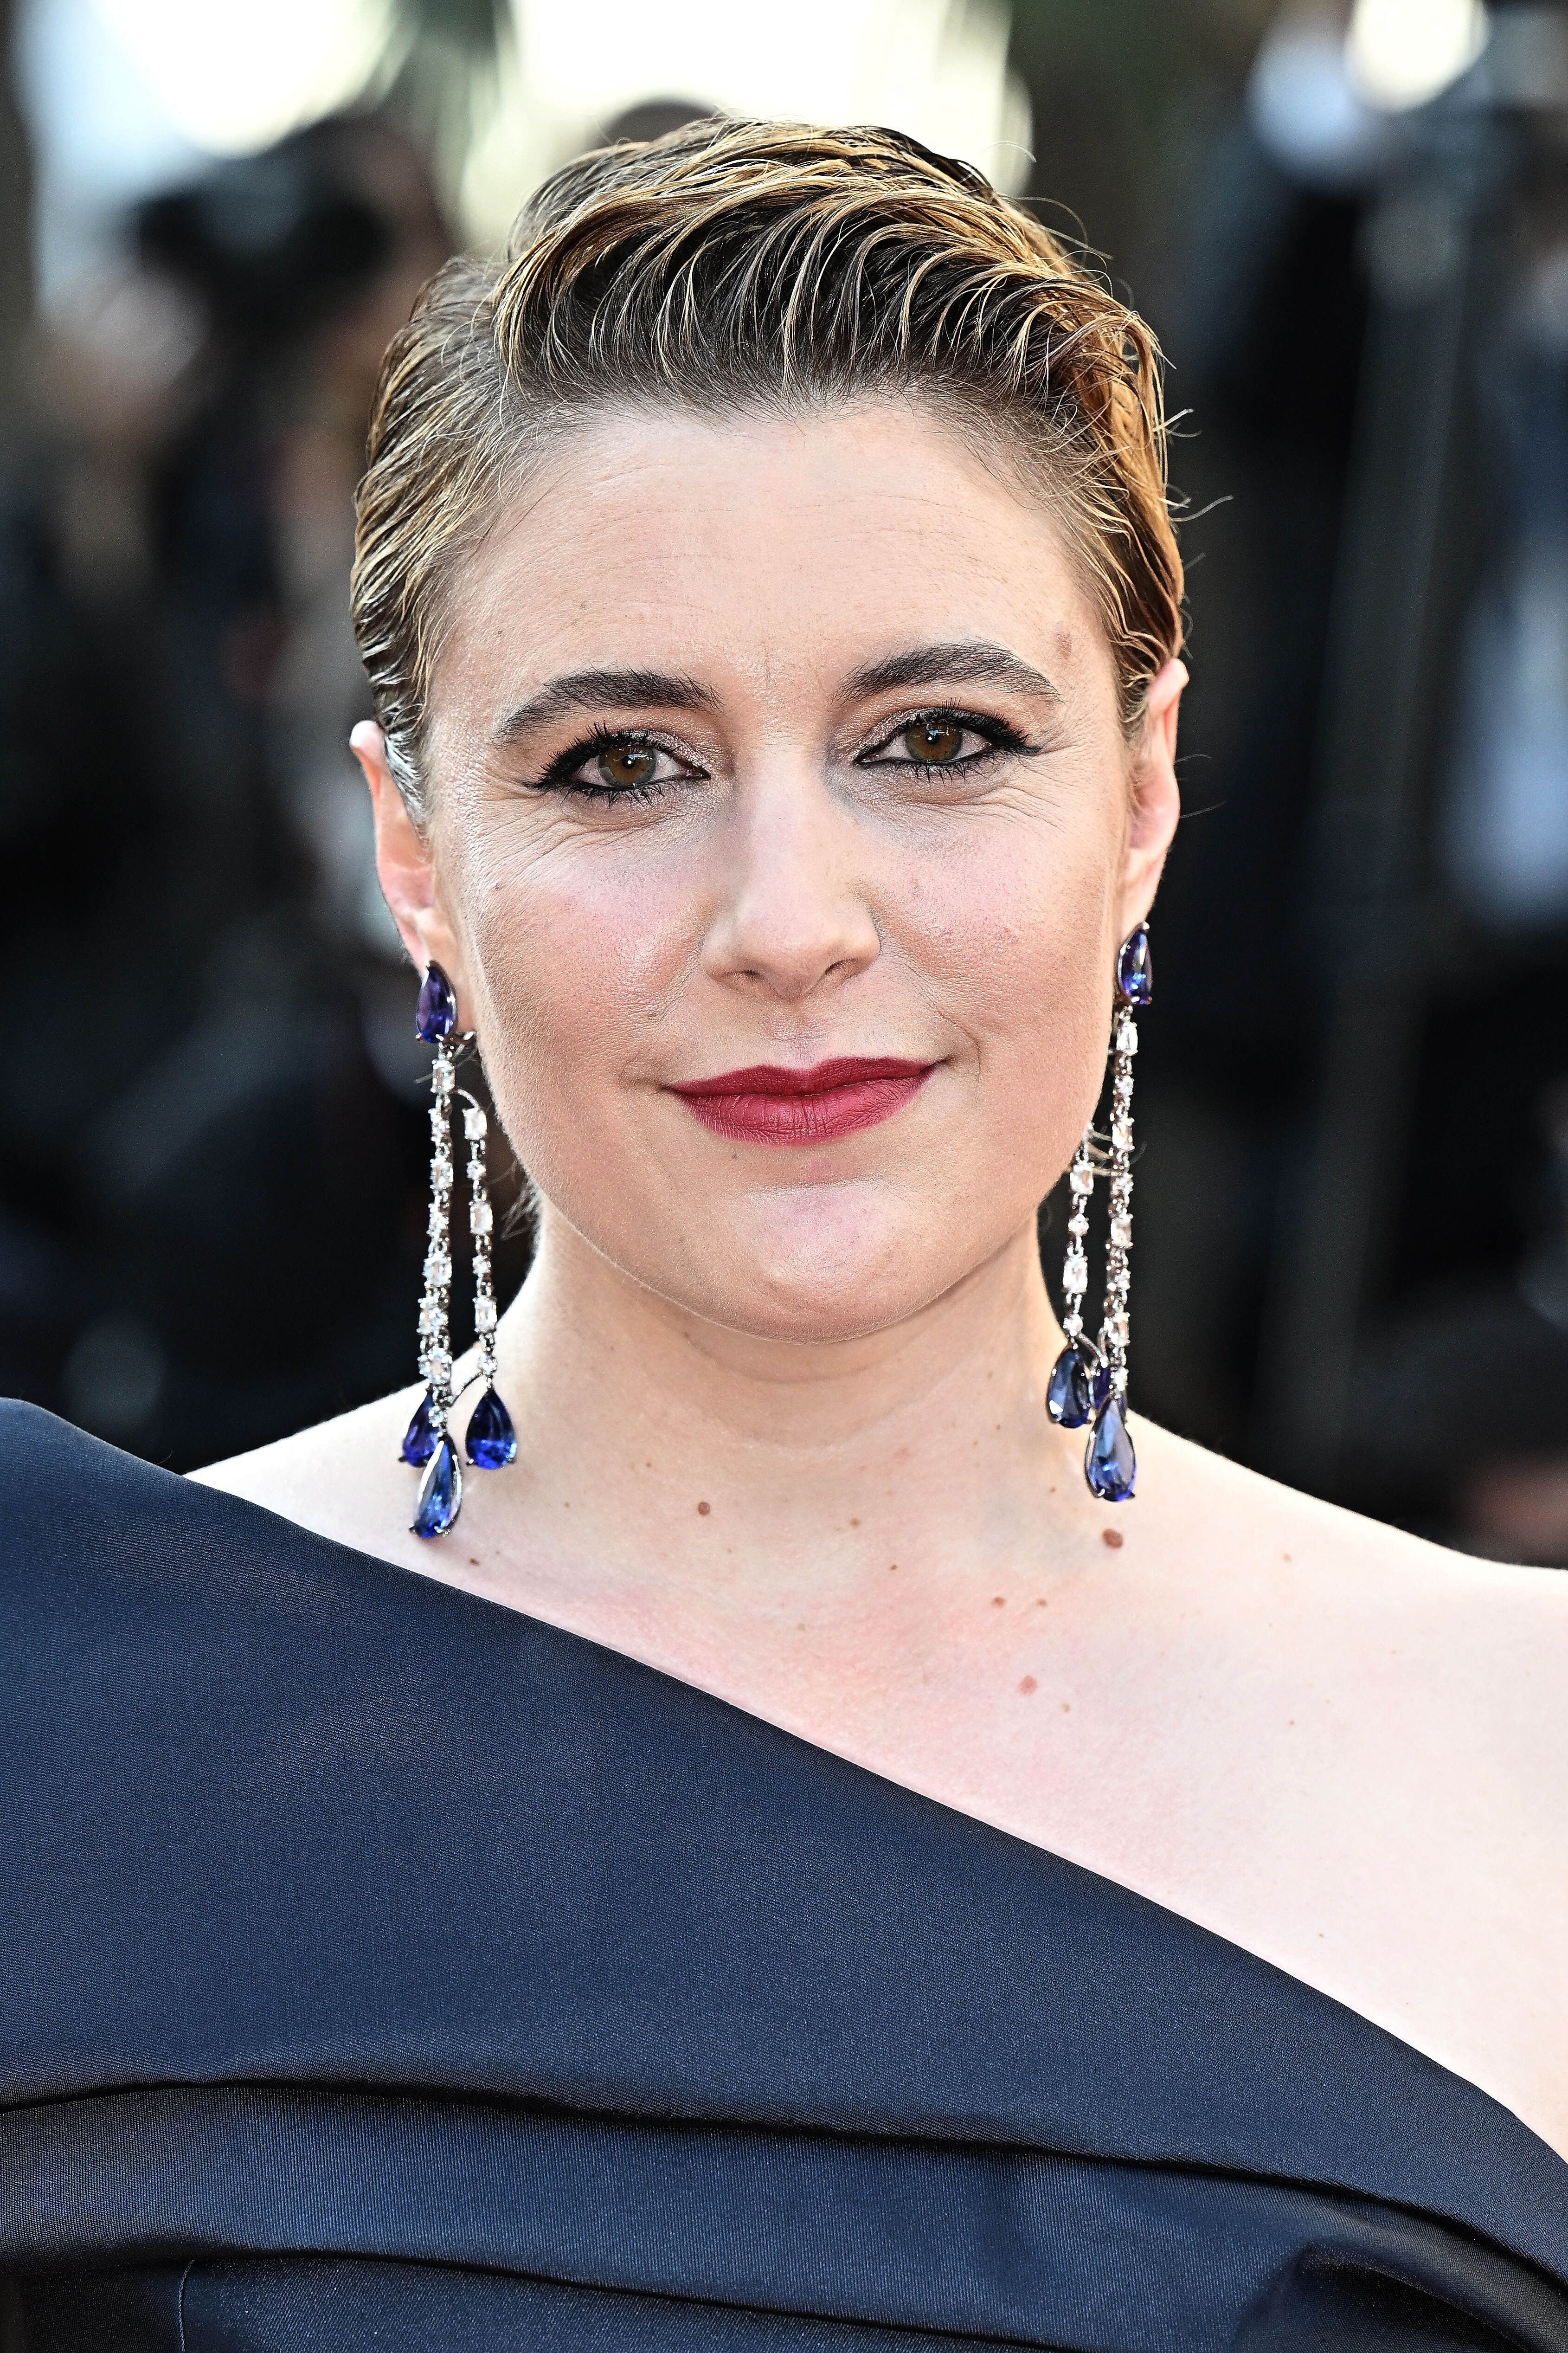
[701, 760, 881, 1005]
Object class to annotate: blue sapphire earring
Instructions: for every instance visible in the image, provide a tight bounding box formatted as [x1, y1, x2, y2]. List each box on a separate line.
[1046, 922, 1151, 1503]
[400, 962, 517, 1537]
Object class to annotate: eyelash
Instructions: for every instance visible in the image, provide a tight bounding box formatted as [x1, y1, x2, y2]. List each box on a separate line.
[527, 706, 1036, 805]
[855, 708, 1036, 773]
[530, 724, 701, 804]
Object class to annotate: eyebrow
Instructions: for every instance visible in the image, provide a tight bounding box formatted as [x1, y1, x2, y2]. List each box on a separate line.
[844, 641, 1062, 704]
[493, 667, 717, 742]
[491, 641, 1059, 745]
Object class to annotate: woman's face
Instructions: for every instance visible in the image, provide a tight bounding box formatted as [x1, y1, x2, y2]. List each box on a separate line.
[366, 401, 1182, 1344]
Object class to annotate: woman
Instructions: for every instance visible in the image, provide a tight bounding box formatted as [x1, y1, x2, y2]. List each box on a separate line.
[4, 121, 1565, 2351]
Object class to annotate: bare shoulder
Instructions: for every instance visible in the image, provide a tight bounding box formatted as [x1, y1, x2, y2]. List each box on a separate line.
[1133, 1413, 1568, 1800]
[1138, 1412, 1568, 1640]
[190, 1385, 425, 1560]
[1103, 1419, 1568, 2150]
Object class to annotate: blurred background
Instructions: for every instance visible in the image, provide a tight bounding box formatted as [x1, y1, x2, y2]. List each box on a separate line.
[0, 0, 1564, 1560]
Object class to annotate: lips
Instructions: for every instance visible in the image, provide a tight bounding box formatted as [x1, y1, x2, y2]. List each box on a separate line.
[670, 1056, 934, 1146]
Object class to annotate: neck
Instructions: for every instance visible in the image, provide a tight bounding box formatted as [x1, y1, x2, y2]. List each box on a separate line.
[486, 1209, 1086, 1601]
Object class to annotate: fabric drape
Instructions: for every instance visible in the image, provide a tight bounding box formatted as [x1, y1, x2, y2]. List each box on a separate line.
[1, 1404, 1564, 2349]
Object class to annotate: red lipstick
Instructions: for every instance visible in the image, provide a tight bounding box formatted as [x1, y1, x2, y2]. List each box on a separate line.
[671, 1056, 933, 1145]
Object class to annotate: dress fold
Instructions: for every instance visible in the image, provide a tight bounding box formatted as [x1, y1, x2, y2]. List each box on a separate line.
[2, 1404, 1564, 2349]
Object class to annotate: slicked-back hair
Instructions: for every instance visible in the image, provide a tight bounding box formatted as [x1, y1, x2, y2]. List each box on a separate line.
[352, 119, 1184, 818]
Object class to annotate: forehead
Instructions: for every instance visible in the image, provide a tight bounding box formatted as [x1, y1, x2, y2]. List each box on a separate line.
[433, 400, 1111, 721]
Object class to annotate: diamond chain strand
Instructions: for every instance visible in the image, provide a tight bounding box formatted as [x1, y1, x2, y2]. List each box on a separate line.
[1099, 1004, 1138, 1395]
[462, 1090, 496, 1384]
[1060, 1131, 1096, 1344]
[417, 1033, 457, 1436]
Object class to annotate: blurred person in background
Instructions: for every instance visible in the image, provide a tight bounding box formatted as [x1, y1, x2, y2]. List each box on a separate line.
[1081, 0, 1568, 1566]
[2, 119, 1564, 2349]
[0, 109, 482, 1470]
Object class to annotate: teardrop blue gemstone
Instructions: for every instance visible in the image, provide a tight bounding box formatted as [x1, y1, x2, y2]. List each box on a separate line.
[466, 1386, 517, 1470]
[415, 962, 457, 1042]
[1046, 1343, 1096, 1429]
[399, 1391, 438, 1466]
[412, 1435, 462, 1537]
[1116, 925, 1153, 1007]
[1086, 1393, 1137, 1502]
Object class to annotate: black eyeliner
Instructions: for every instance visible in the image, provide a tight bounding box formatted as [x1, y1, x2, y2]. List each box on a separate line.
[856, 706, 1041, 770]
[524, 723, 702, 803]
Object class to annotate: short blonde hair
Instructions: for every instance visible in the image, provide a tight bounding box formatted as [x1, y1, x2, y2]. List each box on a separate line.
[352, 119, 1184, 816]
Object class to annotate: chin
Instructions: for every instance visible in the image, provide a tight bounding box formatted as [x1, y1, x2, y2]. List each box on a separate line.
[676, 1273, 940, 1349]
[741, 1277, 932, 1345]
[663, 1198, 977, 1345]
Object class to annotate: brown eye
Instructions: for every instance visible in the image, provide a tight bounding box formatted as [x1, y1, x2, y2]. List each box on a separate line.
[903, 719, 966, 764]
[597, 743, 659, 790]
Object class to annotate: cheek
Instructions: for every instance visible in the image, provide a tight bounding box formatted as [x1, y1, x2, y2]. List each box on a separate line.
[449, 831, 698, 1160]
[897, 812, 1118, 1128]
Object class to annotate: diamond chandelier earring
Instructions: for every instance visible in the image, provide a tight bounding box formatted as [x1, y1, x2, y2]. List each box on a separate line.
[399, 962, 517, 1539]
[1046, 922, 1152, 1503]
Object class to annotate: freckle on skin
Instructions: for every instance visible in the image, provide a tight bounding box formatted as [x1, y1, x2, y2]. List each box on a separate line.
[1102, 1528, 1124, 1549]
[991, 1596, 1006, 1607]
[469, 1559, 481, 1567]
[1035, 1599, 1047, 1607]
[889, 1563, 898, 1572]
[849, 1518, 860, 1528]
[1061, 1702, 1071, 1713]
[1019, 1676, 1037, 1695]
[696, 1500, 711, 1515]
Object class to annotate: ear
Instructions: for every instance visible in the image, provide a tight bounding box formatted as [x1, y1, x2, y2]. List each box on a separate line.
[1117, 658, 1185, 940]
[352, 722, 467, 1003]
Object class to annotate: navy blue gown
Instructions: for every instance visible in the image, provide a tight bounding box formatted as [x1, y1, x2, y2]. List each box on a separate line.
[2, 1401, 1566, 2350]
